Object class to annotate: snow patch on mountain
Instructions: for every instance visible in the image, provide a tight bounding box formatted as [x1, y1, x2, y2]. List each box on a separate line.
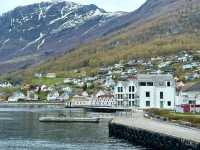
[21, 33, 45, 51]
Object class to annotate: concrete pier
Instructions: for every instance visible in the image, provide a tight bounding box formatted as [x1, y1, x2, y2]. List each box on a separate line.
[109, 112, 200, 149]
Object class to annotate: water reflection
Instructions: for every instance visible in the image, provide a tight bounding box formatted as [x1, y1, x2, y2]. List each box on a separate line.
[0, 105, 143, 150]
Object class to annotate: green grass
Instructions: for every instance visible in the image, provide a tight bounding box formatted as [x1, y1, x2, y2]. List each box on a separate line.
[0, 87, 19, 95]
[146, 109, 200, 126]
[28, 77, 64, 86]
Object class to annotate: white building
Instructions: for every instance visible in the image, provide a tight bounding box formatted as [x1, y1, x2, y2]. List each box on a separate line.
[91, 90, 115, 107]
[8, 92, 25, 102]
[27, 91, 38, 101]
[46, 73, 56, 78]
[179, 82, 200, 105]
[69, 95, 91, 107]
[114, 74, 176, 109]
[47, 91, 59, 101]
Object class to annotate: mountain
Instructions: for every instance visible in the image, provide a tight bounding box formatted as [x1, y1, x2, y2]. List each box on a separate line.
[21, 0, 200, 76]
[0, 1, 125, 73]
[3, 0, 200, 77]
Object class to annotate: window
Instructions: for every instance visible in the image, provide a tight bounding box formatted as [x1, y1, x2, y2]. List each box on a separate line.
[146, 101, 150, 107]
[118, 87, 120, 92]
[167, 101, 171, 106]
[118, 94, 123, 99]
[160, 101, 164, 108]
[129, 94, 134, 99]
[132, 86, 135, 92]
[132, 101, 135, 106]
[147, 82, 153, 86]
[118, 87, 123, 92]
[129, 94, 131, 99]
[139, 82, 146, 86]
[129, 86, 135, 92]
[129, 101, 131, 107]
[146, 92, 150, 97]
[167, 82, 171, 87]
[132, 94, 135, 99]
[129, 86, 131, 92]
[160, 92, 163, 99]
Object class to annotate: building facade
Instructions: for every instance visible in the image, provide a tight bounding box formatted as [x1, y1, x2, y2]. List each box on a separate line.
[114, 74, 176, 109]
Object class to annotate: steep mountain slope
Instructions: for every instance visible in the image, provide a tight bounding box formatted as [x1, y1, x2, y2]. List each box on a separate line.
[0, 1, 125, 73]
[24, 0, 200, 75]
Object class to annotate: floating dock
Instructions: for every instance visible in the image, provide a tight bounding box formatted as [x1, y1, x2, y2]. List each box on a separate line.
[39, 117, 100, 123]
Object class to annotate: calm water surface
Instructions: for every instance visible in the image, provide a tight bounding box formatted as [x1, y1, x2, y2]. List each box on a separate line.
[0, 105, 144, 150]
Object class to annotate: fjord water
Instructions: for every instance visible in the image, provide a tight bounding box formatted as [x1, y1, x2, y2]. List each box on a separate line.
[0, 105, 143, 150]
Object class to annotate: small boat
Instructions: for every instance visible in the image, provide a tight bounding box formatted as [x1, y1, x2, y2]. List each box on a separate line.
[39, 116, 100, 123]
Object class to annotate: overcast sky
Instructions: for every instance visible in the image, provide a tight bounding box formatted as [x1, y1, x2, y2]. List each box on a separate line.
[0, 0, 146, 14]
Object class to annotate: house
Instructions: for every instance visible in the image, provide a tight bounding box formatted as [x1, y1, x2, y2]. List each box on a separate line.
[57, 92, 70, 102]
[176, 104, 200, 113]
[114, 74, 176, 109]
[62, 87, 72, 93]
[104, 78, 115, 88]
[0, 93, 6, 101]
[179, 82, 200, 105]
[69, 94, 91, 107]
[40, 85, 48, 92]
[0, 81, 13, 88]
[46, 73, 56, 78]
[92, 92, 115, 107]
[64, 78, 73, 84]
[34, 73, 43, 78]
[27, 91, 38, 101]
[8, 92, 25, 102]
[47, 90, 59, 101]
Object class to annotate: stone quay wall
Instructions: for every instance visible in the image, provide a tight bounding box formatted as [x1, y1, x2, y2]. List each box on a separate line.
[109, 122, 200, 150]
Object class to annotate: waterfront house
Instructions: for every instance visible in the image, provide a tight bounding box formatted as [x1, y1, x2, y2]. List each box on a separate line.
[114, 74, 176, 109]
[69, 94, 91, 107]
[179, 82, 200, 105]
[47, 90, 59, 101]
[8, 92, 25, 102]
[26, 91, 38, 101]
[93, 94, 115, 107]
[62, 87, 72, 93]
[57, 92, 70, 102]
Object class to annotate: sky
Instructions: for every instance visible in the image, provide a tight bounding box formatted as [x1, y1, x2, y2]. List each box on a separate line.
[0, 0, 146, 14]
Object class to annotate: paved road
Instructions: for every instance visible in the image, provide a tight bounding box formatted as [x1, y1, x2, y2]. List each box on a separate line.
[112, 112, 200, 143]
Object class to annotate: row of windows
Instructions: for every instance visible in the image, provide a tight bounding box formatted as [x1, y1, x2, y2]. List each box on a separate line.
[118, 87, 123, 92]
[139, 82, 153, 86]
[95, 102, 115, 105]
[139, 81, 171, 87]
[146, 91, 164, 99]
[118, 86, 135, 92]
[129, 94, 135, 99]
[146, 101, 172, 107]
[117, 94, 135, 99]
[129, 86, 135, 92]
[117, 94, 123, 99]
[118, 92, 165, 99]
[117, 101, 135, 106]
[117, 82, 171, 93]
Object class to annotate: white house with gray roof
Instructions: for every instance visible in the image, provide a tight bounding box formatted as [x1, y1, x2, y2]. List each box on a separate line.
[114, 74, 176, 109]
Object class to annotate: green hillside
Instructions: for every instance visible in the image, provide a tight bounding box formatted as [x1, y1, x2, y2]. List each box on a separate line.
[14, 0, 200, 78]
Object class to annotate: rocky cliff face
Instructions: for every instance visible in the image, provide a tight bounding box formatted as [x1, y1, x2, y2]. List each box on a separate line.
[0, 1, 125, 72]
